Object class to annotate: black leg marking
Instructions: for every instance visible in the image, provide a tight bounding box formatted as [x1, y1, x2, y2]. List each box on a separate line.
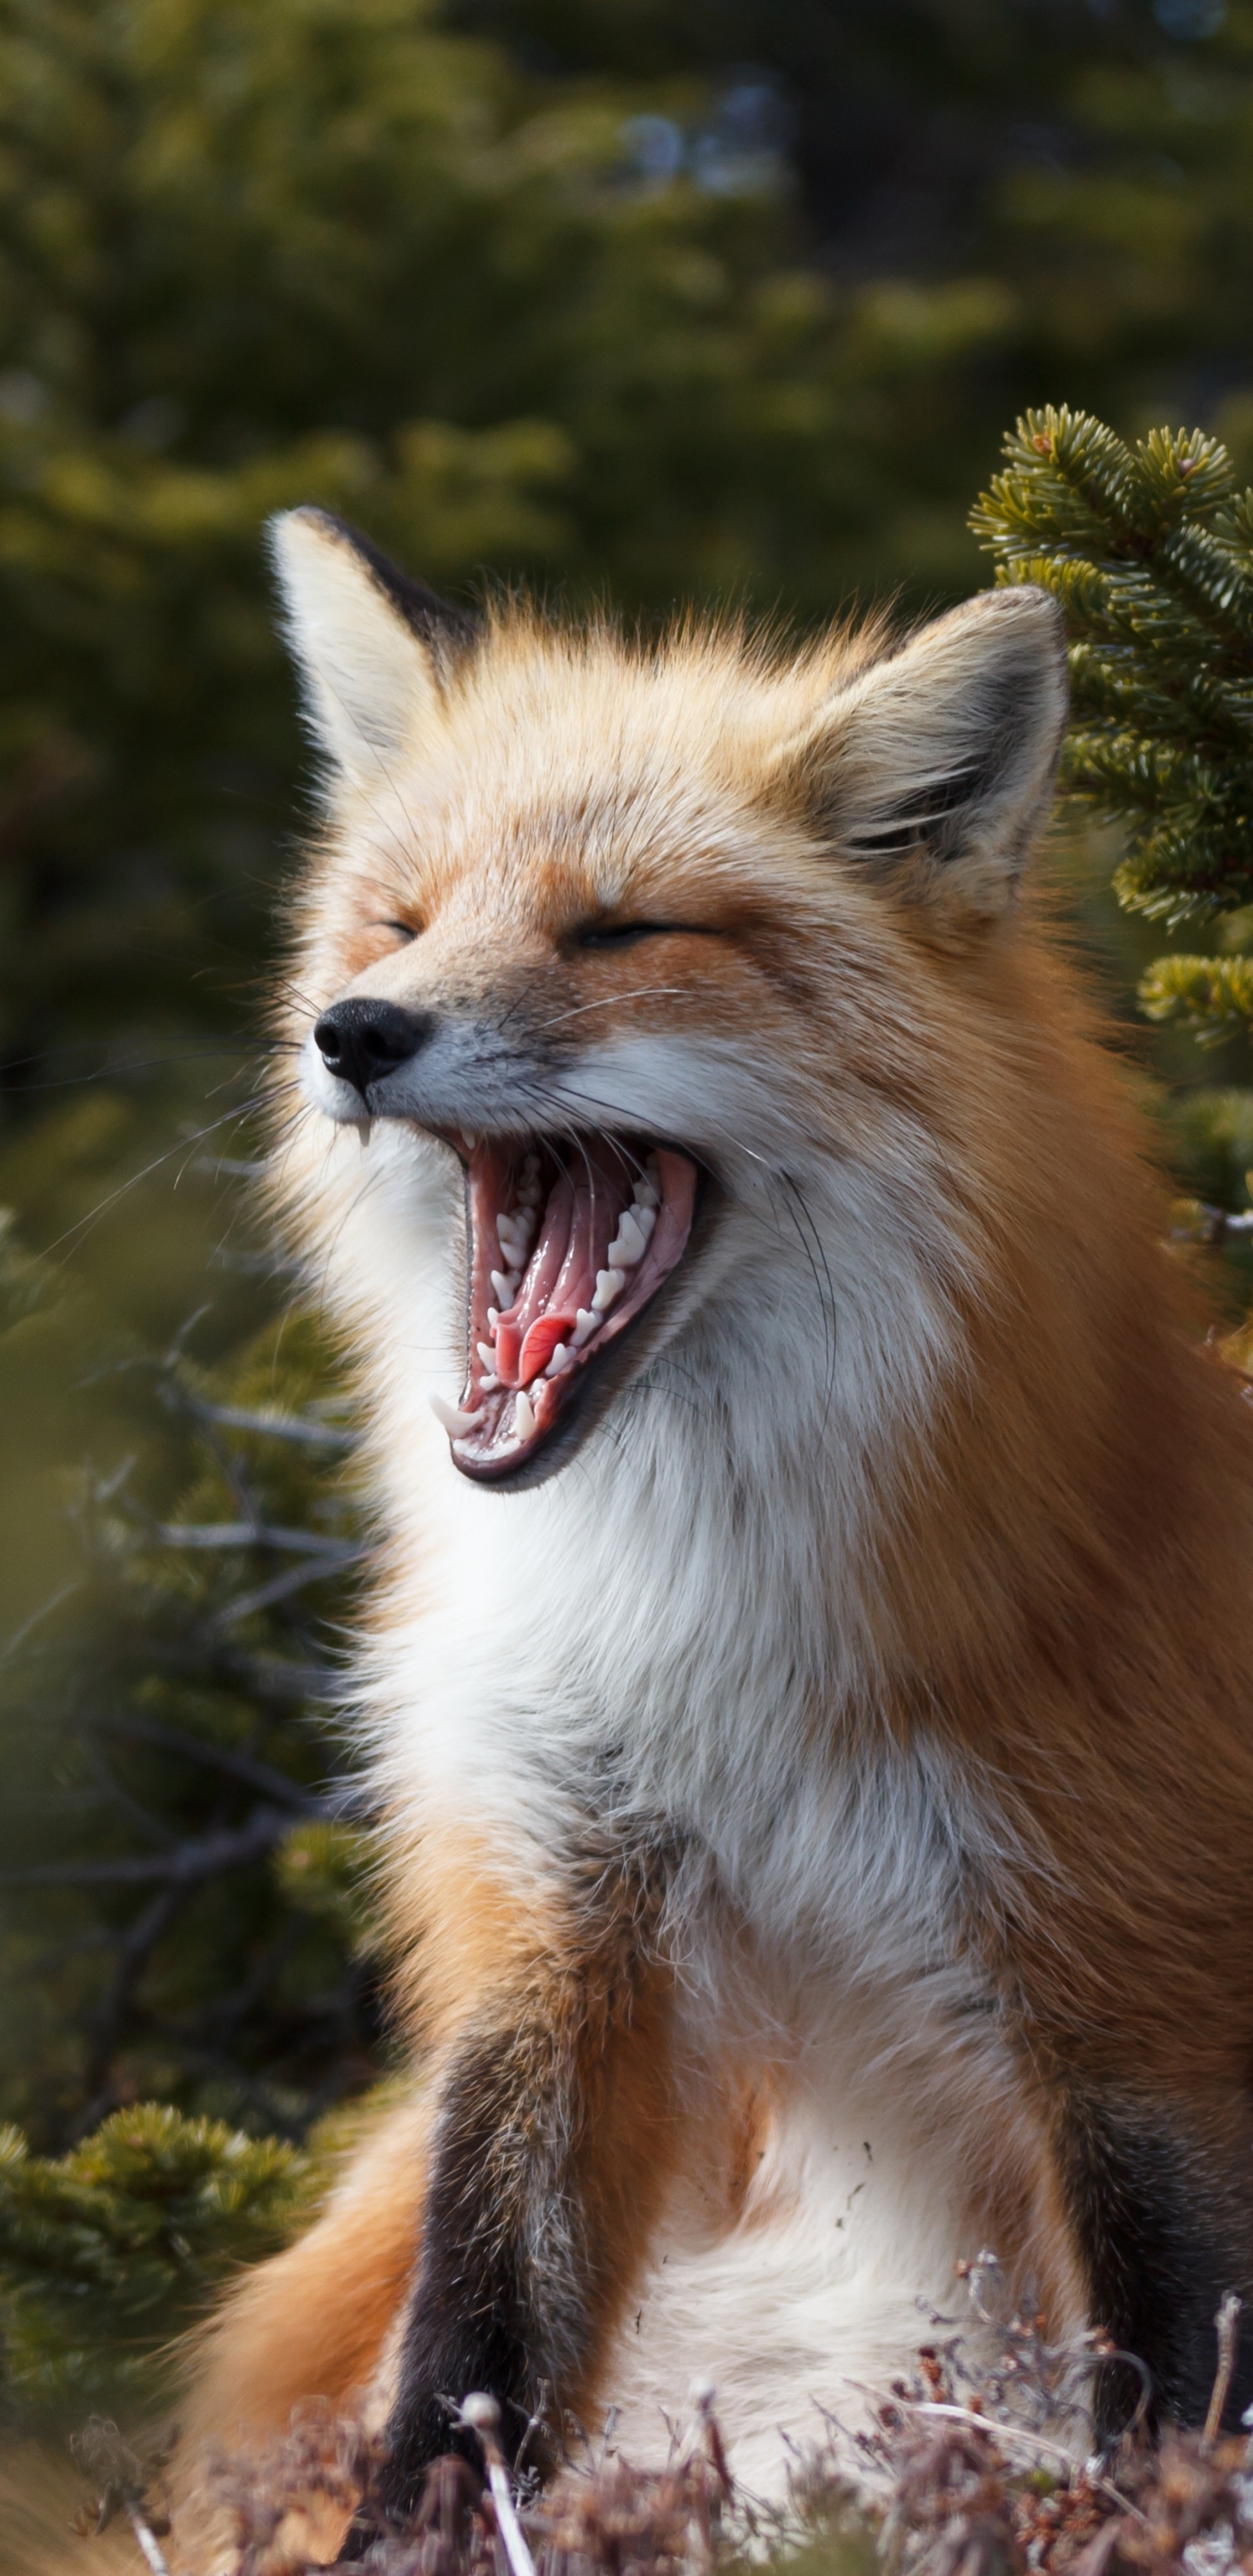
[1058, 2095, 1253, 2442]
[377, 2027, 581, 2522]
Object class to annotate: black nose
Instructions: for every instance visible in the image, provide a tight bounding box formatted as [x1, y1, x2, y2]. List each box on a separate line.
[313, 996, 432, 1099]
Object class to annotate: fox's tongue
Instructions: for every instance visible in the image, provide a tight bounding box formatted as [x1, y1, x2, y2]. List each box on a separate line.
[493, 1171, 576, 1386]
[492, 1157, 640, 1387]
[434, 1134, 696, 1478]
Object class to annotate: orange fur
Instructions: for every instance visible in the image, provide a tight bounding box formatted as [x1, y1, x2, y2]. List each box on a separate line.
[184, 2096, 433, 2457]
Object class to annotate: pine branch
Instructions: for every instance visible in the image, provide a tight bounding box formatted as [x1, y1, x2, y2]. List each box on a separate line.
[1140, 955, 1253, 1042]
[0, 2106, 313, 2415]
[972, 406, 1253, 940]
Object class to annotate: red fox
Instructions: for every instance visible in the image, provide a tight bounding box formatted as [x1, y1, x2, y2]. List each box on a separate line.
[184, 506, 1253, 2522]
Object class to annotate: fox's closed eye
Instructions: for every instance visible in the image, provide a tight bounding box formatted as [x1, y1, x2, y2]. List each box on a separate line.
[372, 920, 419, 943]
[576, 921, 712, 950]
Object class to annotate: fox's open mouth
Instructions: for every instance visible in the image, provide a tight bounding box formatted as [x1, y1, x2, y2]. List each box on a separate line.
[430, 1132, 698, 1480]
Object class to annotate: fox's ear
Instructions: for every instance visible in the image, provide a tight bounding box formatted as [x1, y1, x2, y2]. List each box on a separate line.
[267, 508, 477, 784]
[774, 587, 1068, 923]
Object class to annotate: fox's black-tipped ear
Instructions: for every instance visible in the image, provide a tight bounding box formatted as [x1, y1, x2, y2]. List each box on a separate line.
[267, 508, 478, 785]
[775, 586, 1069, 923]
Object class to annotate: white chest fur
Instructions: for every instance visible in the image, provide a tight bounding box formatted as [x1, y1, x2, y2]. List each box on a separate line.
[320, 1132, 1074, 2481]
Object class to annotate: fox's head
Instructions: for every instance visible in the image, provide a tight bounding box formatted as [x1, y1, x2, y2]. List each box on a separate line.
[270, 508, 1071, 1499]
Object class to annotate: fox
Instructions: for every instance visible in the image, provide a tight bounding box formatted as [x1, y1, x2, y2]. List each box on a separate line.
[173, 505, 1253, 2534]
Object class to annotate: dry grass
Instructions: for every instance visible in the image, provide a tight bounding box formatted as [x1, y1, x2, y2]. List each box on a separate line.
[67, 2265, 1253, 2576]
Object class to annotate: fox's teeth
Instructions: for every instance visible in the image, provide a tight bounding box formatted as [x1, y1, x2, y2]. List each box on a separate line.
[428, 1392, 484, 1435]
[514, 1391, 536, 1439]
[486, 1306, 499, 1331]
[633, 1173, 660, 1209]
[572, 1309, 597, 1347]
[491, 1270, 519, 1306]
[477, 1341, 495, 1370]
[479, 1372, 499, 1390]
[606, 1209, 648, 1268]
[592, 1267, 626, 1313]
[496, 1218, 527, 1260]
[462, 1130, 479, 1152]
[545, 1342, 573, 1377]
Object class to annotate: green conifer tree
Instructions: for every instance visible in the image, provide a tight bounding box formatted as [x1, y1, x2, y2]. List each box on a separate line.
[972, 405, 1253, 1008]
[973, 404, 1253, 1285]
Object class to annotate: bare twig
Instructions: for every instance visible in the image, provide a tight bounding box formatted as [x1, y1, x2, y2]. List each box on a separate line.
[124, 2506, 172, 2576]
[71, 2420, 173, 2576]
[1171, 1204, 1253, 1246]
[1202, 2290, 1243, 2450]
[206, 1552, 365, 1627]
[459, 2394, 537, 2576]
[168, 1394, 354, 1450]
[891, 2399, 1147, 2521]
[0, 1804, 301, 1887]
[153, 1519, 356, 1556]
[90, 1708, 317, 1807]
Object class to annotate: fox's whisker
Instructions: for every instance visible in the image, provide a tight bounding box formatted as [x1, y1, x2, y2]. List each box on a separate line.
[37, 1097, 290, 1264]
[532, 987, 700, 1034]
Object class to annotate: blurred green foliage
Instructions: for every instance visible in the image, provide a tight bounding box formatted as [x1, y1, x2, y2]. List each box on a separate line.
[973, 404, 1253, 1246]
[0, 1226, 379, 2157]
[0, 2103, 312, 2418]
[974, 406, 1253, 931]
[7, 0, 1253, 2448]
[10, 0, 1253, 1110]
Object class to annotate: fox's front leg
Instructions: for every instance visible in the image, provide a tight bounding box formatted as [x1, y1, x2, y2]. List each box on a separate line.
[375, 1877, 676, 2518]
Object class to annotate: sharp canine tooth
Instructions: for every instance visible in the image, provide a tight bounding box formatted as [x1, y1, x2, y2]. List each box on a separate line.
[491, 1270, 517, 1305]
[428, 1391, 484, 1435]
[573, 1309, 597, 1346]
[607, 1211, 647, 1267]
[477, 1341, 495, 1369]
[545, 1343, 572, 1377]
[592, 1267, 626, 1312]
[514, 1391, 536, 1439]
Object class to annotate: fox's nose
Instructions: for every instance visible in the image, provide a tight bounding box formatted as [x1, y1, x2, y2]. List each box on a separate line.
[313, 996, 432, 1099]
